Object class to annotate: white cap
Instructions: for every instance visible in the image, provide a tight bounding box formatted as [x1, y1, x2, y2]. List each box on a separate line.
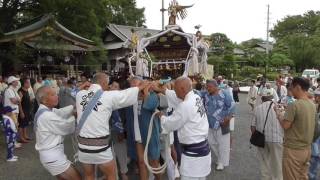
[7, 76, 19, 84]
[261, 88, 273, 97]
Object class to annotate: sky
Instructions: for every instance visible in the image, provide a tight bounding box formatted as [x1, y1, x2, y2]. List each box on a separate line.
[136, 0, 319, 43]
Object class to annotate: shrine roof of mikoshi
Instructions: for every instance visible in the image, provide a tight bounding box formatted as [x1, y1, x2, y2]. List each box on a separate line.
[103, 24, 160, 50]
[0, 14, 96, 52]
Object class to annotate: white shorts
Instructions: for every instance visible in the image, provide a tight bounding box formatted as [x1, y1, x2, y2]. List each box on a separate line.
[78, 146, 113, 164]
[39, 145, 71, 176]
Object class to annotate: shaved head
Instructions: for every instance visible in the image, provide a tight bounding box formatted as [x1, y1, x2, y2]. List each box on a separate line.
[92, 72, 109, 90]
[174, 76, 192, 100]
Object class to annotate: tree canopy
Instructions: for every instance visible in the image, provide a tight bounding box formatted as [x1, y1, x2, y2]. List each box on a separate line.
[271, 10, 320, 71]
[0, 0, 145, 41]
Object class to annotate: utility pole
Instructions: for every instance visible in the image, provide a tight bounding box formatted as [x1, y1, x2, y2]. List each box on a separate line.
[265, 4, 270, 77]
[160, 0, 166, 30]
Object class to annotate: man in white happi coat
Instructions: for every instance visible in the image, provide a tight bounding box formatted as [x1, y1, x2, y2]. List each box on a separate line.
[156, 77, 211, 180]
[75, 73, 147, 180]
[34, 86, 81, 180]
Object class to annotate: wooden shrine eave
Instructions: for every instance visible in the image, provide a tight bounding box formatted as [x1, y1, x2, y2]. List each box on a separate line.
[0, 14, 96, 50]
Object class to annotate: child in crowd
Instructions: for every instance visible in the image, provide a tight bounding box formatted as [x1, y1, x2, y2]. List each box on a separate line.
[2, 106, 18, 162]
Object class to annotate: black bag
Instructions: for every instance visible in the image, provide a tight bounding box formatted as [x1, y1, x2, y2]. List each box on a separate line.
[250, 101, 273, 148]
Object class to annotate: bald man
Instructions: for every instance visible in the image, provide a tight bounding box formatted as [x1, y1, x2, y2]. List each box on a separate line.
[34, 86, 81, 180]
[156, 77, 211, 180]
[76, 73, 147, 180]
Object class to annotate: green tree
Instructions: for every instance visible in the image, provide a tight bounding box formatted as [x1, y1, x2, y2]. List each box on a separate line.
[210, 33, 234, 55]
[271, 10, 320, 71]
[237, 38, 267, 67]
[0, 0, 145, 74]
[270, 53, 293, 67]
[0, 0, 145, 41]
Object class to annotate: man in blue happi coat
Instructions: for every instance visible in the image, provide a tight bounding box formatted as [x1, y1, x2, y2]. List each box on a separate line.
[126, 77, 161, 180]
[201, 79, 235, 171]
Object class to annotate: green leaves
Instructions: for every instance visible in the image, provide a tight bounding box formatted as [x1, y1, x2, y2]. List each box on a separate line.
[210, 33, 234, 55]
[271, 10, 320, 71]
[1, 0, 145, 42]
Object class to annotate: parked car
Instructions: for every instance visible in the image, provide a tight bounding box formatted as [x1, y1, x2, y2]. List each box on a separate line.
[302, 69, 319, 79]
[302, 69, 319, 87]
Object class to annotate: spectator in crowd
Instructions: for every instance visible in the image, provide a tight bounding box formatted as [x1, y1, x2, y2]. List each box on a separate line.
[43, 76, 52, 86]
[33, 77, 44, 95]
[4, 76, 20, 129]
[276, 79, 288, 103]
[14, 74, 21, 91]
[2, 106, 18, 162]
[225, 81, 234, 99]
[257, 78, 267, 105]
[0, 75, 8, 106]
[247, 80, 258, 111]
[232, 81, 240, 103]
[0, 75, 8, 92]
[18, 78, 32, 143]
[275, 77, 316, 180]
[25, 77, 35, 103]
[216, 75, 225, 89]
[251, 90, 284, 180]
[225, 81, 236, 149]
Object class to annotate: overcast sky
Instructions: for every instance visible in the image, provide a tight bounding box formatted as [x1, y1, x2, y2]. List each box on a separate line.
[136, 0, 319, 43]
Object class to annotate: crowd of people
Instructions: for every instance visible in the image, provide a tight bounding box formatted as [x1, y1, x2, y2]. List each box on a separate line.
[0, 72, 319, 180]
[248, 75, 320, 180]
